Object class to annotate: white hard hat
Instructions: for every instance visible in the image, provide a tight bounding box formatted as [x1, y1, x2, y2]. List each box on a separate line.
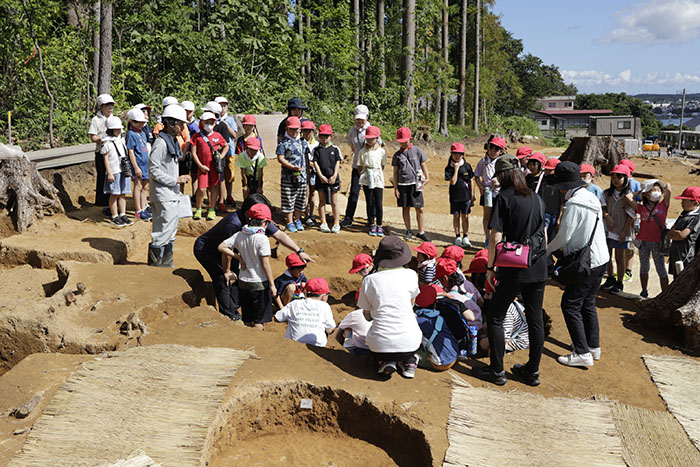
[200, 112, 216, 122]
[201, 101, 222, 114]
[135, 103, 152, 111]
[354, 104, 369, 120]
[181, 100, 195, 111]
[161, 105, 187, 122]
[162, 96, 179, 107]
[97, 94, 115, 106]
[105, 116, 123, 130]
[214, 96, 228, 104]
[126, 108, 147, 123]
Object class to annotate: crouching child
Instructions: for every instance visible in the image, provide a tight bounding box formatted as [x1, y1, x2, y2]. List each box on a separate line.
[275, 278, 336, 347]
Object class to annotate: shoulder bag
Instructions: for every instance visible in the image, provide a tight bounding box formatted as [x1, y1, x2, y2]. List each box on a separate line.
[648, 208, 671, 256]
[552, 215, 599, 285]
[202, 133, 225, 174]
[113, 141, 133, 176]
[494, 195, 545, 269]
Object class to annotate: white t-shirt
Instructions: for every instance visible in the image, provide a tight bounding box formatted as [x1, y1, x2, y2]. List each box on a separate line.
[88, 112, 108, 151]
[223, 228, 271, 284]
[100, 135, 126, 175]
[357, 268, 422, 353]
[338, 310, 372, 350]
[358, 146, 387, 188]
[275, 298, 336, 347]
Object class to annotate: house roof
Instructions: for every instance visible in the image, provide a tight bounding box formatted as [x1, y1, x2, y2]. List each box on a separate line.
[683, 116, 700, 128]
[532, 109, 613, 116]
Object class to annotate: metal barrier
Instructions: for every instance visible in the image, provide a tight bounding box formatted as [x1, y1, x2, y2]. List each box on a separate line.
[25, 143, 95, 170]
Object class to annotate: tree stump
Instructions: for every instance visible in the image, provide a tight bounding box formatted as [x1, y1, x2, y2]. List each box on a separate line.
[559, 136, 625, 175]
[0, 154, 64, 233]
[636, 254, 700, 354]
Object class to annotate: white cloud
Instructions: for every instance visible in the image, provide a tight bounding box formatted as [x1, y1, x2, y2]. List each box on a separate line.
[562, 69, 700, 90]
[605, 0, 700, 43]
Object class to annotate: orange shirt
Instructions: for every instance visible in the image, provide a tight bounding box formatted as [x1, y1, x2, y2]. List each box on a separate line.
[153, 122, 190, 150]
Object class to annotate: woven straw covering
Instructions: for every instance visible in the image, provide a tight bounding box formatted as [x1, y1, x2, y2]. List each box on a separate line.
[9, 345, 251, 466]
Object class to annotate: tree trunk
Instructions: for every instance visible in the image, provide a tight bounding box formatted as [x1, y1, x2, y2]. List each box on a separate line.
[402, 0, 416, 121]
[305, 6, 311, 78]
[472, 0, 480, 133]
[360, 0, 365, 101]
[376, 0, 385, 88]
[559, 136, 625, 174]
[92, 1, 100, 94]
[298, 0, 304, 78]
[97, 0, 112, 95]
[458, 0, 467, 128]
[439, 0, 449, 136]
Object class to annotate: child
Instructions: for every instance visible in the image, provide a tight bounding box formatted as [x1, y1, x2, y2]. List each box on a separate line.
[302, 120, 319, 226]
[580, 164, 604, 201]
[516, 146, 532, 171]
[238, 136, 266, 199]
[434, 258, 481, 331]
[275, 278, 336, 347]
[359, 125, 387, 236]
[274, 253, 308, 309]
[668, 186, 700, 277]
[235, 114, 263, 156]
[440, 246, 484, 307]
[413, 241, 437, 284]
[541, 157, 565, 239]
[276, 116, 309, 233]
[218, 203, 276, 330]
[101, 116, 133, 227]
[313, 124, 343, 233]
[349, 253, 373, 277]
[601, 164, 637, 294]
[444, 143, 475, 248]
[636, 180, 671, 297]
[335, 309, 372, 355]
[126, 108, 151, 221]
[214, 97, 238, 209]
[393, 127, 430, 241]
[474, 136, 505, 244]
[525, 152, 546, 193]
[191, 112, 229, 220]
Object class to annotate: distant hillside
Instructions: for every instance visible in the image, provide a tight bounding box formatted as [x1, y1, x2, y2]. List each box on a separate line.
[634, 93, 700, 103]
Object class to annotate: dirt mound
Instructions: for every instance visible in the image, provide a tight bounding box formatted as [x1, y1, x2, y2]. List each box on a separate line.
[560, 136, 625, 175]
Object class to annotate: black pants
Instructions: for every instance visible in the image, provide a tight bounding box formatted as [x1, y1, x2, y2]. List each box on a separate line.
[193, 247, 239, 319]
[94, 151, 109, 206]
[371, 348, 419, 365]
[344, 168, 361, 220]
[561, 263, 605, 355]
[363, 186, 383, 226]
[240, 285, 273, 324]
[487, 279, 546, 374]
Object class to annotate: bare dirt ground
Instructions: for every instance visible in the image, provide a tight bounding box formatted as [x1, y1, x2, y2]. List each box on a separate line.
[1, 124, 699, 465]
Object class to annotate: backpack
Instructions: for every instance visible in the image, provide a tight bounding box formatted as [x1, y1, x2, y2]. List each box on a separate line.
[415, 296, 471, 349]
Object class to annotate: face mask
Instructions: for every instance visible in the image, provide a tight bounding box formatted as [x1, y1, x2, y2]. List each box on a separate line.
[203, 123, 214, 133]
[583, 178, 592, 185]
[649, 192, 662, 202]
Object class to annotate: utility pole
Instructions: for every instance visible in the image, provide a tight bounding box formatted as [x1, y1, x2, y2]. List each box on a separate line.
[679, 88, 686, 152]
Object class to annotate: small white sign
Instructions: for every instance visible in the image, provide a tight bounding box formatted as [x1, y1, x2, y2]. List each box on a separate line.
[300, 398, 313, 409]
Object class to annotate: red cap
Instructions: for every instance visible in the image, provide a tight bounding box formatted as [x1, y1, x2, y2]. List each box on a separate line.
[611, 164, 631, 176]
[435, 257, 458, 278]
[305, 277, 331, 295]
[620, 159, 636, 173]
[318, 124, 333, 135]
[286, 116, 301, 129]
[415, 283, 444, 308]
[441, 245, 465, 262]
[528, 152, 546, 166]
[580, 163, 595, 175]
[245, 136, 261, 151]
[247, 203, 272, 221]
[490, 136, 506, 150]
[285, 253, 306, 268]
[464, 255, 487, 274]
[515, 146, 533, 159]
[396, 126, 412, 143]
[674, 186, 700, 202]
[450, 143, 465, 154]
[475, 248, 488, 258]
[348, 253, 372, 274]
[413, 241, 438, 259]
[242, 114, 256, 125]
[544, 158, 561, 170]
[301, 120, 316, 130]
[365, 125, 381, 139]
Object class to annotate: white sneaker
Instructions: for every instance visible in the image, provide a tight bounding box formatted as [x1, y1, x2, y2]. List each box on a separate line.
[557, 352, 593, 368]
[462, 236, 472, 248]
[377, 361, 397, 376]
[589, 347, 601, 361]
[455, 236, 463, 247]
[398, 355, 419, 379]
[320, 223, 331, 233]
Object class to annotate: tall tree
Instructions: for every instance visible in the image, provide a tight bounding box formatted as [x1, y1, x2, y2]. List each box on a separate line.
[472, 0, 480, 132]
[438, 0, 448, 135]
[353, 0, 360, 103]
[458, 0, 467, 127]
[97, 0, 112, 94]
[298, 0, 304, 77]
[92, 1, 100, 93]
[402, 0, 416, 120]
[376, 0, 385, 88]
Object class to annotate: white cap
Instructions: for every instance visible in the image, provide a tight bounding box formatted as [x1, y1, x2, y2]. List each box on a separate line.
[126, 108, 147, 123]
[181, 100, 195, 111]
[162, 96, 179, 107]
[200, 112, 216, 122]
[161, 105, 187, 122]
[105, 116, 123, 130]
[641, 179, 663, 193]
[201, 101, 222, 114]
[97, 94, 115, 106]
[214, 96, 228, 104]
[354, 104, 369, 120]
[135, 103, 152, 111]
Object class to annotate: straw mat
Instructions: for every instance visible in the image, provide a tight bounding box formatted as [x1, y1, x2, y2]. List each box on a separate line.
[444, 386, 624, 466]
[9, 345, 250, 466]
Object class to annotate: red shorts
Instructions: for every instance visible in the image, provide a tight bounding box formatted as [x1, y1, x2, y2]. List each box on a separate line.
[197, 166, 220, 189]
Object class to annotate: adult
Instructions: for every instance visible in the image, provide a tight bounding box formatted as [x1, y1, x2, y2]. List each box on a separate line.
[475, 154, 547, 387]
[277, 97, 309, 143]
[357, 235, 422, 379]
[88, 93, 115, 208]
[148, 105, 191, 267]
[546, 161, 610, 368]
[193, 194, 314, 321]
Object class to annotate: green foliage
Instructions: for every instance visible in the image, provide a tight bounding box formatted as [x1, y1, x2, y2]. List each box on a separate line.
[488, 115, 542, 138]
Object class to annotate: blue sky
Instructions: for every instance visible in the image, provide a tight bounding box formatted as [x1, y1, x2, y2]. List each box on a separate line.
[492, 0, 700, 95]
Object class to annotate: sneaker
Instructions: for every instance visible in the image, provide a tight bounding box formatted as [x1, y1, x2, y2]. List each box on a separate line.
[405, 229, 414, 241]
[225, 196, 235, 206]
[135, 211, 143, 220]
[458, 349, 469, 362]
[216, 203, 227, 213]
[511, 363, 540, 387]
[610, 281, 623, 294]
[331, 224, 341, 234]
[305, 216, 316, 226]
[145, 205, 152, 214]
[111, 216, 126, 227]
[369, 225, 377, 236]
[600, 276, 616, 291]
[455, 236, 463, 247]
[340, 217, 353, 228]
[589, 347, 601, 361]
[416, 232, 430, 242]
[376, 226, 384, 237]
[287, 222, 298, 233]
[206, 208, 216, 221]
[624, 269, 633, 282]
[557, 352, 594, 368]
[295, 219, 305, 231]
[640, 289, 649, 299]
[473, 365, 507, 385]
[398, 356, 419, 379]
[120, 215, 133, 226]
[320, 223, 331, 233]
[141, 210, 152, 221]
[193, 208, 202, 220]
[377, 361, 397, 376]
[462, 236, 472, 248]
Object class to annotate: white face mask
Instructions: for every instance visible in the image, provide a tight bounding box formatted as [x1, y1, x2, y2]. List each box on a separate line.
[582, 177, 592, 185]
[649, 191, 662, 202]
[203, 123, 214, 133]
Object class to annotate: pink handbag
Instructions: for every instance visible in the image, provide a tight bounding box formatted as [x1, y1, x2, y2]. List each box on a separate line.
[494, 241, 530, 269]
